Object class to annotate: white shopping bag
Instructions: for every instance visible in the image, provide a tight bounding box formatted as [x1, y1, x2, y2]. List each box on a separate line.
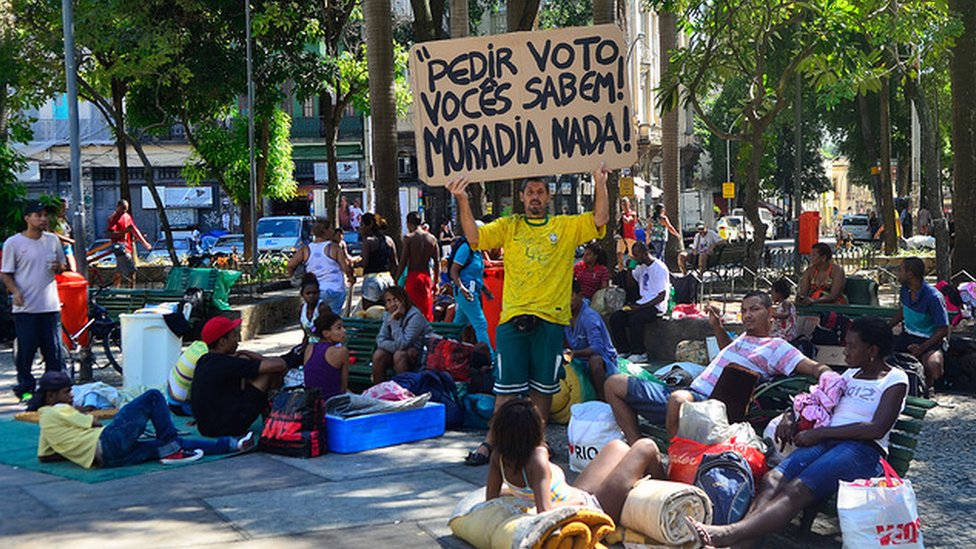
[567, 401, 625, 473]
[837, 459, 923, 549]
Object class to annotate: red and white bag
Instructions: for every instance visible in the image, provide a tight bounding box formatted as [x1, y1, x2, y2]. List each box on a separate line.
[837, 459, 923, 549]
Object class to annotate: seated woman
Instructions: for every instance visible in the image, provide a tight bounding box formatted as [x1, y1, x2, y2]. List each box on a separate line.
[371, 286, 433, 384]
[797, 242, 847, 306]
[687, 316, 908, 548]
[487, 398, 664, 524]
[303, 309, 349, 403]
[573, 242, 610, 300]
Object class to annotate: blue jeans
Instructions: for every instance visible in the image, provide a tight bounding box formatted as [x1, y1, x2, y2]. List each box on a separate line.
[453, 287, 494, 357]
[775, 439, 883, 502]
[624, 376, 706, 425]
[650, 240, 666, 259]
[98, 390, 236, 467]
[13, 312, 65, 395]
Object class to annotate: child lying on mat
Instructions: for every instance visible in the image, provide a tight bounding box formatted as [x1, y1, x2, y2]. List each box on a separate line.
[486, 398, 665, 524]
[26, 371, 255, 469]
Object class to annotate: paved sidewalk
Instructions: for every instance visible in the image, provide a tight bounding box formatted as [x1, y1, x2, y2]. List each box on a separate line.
[1, 324, 972, 548]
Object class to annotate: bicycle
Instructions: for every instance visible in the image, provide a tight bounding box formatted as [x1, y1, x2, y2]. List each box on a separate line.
[61, 285, 123, 378]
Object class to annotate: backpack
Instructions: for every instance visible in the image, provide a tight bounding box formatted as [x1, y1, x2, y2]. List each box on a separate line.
[887, 352, 929, 398]
[811, 311, 850, 346]
[671, 274, 701, 304]
[693, 451, 755, 526]
[259, 387, 327, 458]
[445, 236, 474, 276]
[392, 370, 464, 429]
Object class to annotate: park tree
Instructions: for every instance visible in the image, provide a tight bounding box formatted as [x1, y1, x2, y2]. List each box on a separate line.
[950, 0, 976, 277]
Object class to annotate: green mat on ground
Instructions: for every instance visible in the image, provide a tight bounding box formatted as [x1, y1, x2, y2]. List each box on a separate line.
[0, 414, 254, 484]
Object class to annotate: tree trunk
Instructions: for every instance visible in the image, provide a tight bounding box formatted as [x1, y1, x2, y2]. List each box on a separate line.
[128, 137, 178, 265]
[743, 130, 766, 279]
[366, 0, 402, 240]
[410, 0, 438, 42]
[951, 0, 976, 276]
[879, 77, 898, 254]
[507, 0, 541, 31]
[593, 0, 619, 266]
[111, 78, 131, 205]
[324, 113, 341, 225]
[857, 93, 883, 210]
[905, 77, 950, 280]
[660, 10, 682, 268]
[450, 0, 468, 38]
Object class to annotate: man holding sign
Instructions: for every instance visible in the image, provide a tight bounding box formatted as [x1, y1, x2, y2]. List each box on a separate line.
[449, 163, 608, 465]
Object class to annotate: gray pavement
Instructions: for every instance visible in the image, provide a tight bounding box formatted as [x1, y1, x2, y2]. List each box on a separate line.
[1, 323, 972, 548]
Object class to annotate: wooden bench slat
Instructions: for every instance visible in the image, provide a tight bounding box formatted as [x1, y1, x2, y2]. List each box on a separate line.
[894, 419, 923, 434]
[888, 432, 918, 450]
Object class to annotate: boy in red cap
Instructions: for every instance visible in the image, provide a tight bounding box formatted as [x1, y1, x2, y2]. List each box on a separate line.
[191, 316, 287, 437]
[28, 371, 254, 468]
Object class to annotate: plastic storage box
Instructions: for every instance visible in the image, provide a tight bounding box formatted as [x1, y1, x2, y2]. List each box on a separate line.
[326, 402, 445, 453]
[119, 312, 182, 391]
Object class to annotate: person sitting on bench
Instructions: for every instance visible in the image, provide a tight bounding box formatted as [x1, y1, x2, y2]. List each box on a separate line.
[604, 291, 830, 443]
[797, 243, 847, 306]
[372, 286, 433, 384]
[191, 316, 287, 438]
[565, 281, 618, 400]
[608, 241, 669, 364]
[678, 222, 721, 276]
[28, 371, 253, 468]
[687, 316, 908, 548]
[890, 257, 949, 391]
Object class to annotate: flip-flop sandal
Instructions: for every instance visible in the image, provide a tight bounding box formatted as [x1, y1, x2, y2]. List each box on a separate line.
[684, 516, 720, 549]
[464, 442, 492, 466]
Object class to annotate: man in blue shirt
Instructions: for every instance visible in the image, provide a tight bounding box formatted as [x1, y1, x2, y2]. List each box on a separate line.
[891, 257, 948, 391]
[449, 230, 495, 356]
[565, 281, 618, 400]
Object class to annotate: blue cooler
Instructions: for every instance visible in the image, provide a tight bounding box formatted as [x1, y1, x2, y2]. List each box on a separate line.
[326, 402, 446, 453]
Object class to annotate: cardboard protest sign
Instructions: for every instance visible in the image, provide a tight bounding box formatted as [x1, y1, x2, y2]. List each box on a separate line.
[409, 25, 636, 186]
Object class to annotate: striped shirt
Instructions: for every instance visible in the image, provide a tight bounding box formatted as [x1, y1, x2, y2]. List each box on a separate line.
[690, 334, 804, 397]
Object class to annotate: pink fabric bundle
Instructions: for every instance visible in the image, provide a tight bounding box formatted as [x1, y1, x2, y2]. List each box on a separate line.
[362, 381, 415, 401]
[792, 371, 848, 429]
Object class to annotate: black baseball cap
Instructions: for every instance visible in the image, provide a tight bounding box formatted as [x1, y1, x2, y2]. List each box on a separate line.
[25, 371, 73, 411]
[23, 201, 47, 215]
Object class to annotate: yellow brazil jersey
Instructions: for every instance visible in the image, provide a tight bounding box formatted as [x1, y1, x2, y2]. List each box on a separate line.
[476, 212, 605, 325]
[38, 404, 104, 469]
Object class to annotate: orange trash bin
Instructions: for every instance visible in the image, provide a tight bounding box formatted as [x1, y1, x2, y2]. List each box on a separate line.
[482, 266, 504, 348]
[798, 211, 821, 255]
[57, 272, 89, 347]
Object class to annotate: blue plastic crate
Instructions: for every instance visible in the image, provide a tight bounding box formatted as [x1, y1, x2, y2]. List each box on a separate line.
[326, 402, 445, 453]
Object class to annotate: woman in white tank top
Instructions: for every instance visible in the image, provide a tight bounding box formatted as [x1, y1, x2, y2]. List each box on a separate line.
[290, 222, 354, 315]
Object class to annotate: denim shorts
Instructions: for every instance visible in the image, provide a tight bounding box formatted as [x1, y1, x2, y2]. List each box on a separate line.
[775, 439, 883, 502]
[624, 377, 705, 425]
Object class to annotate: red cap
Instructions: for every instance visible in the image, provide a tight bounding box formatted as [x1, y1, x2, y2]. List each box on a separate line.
[201, 316, 242, 345]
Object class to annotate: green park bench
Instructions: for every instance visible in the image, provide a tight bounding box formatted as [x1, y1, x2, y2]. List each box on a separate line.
[96, 267, 230, 321]
[342, 317, 467, 391]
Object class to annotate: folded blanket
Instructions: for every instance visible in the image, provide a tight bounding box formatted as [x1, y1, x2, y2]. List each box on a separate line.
[619, 478, 712, 548]
[793, 370, 847, 429]
[324, 392, 430, 418]
[450, 489, 614, 549]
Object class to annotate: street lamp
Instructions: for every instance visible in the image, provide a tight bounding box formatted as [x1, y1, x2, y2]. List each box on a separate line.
[245, 0, 258, 280]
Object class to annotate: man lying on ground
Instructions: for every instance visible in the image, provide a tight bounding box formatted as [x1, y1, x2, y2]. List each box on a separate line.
[28, 371, 253, 468]
[191, 316, 287, 437]
[604, 290, 831, 442]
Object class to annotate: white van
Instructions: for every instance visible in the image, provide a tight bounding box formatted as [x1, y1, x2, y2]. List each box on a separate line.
[732, 208, 776, 239]
[256, 216, 313, 253]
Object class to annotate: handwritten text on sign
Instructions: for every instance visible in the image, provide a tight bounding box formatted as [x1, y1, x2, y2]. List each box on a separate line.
[409, 25, 636, 185]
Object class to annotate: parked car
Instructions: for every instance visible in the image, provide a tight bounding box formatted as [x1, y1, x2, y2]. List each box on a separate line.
[731, 207, 775, 239]
[256, 216, 313, 254]
[840, 214, 874, 242]
[210, 233, 245, 256]
[144, 238, 193, 265]
[716, 215, 755, 242]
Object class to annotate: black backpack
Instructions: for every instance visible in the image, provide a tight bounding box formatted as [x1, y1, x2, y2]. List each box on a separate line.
[811, 311, 850, 346]
[259, 387, 327, 458]
[887, 352, 929, 398]
[445, 236, 474, 276]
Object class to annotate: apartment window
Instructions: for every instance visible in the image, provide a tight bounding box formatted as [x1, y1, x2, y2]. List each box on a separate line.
[302, 97, 315, 118]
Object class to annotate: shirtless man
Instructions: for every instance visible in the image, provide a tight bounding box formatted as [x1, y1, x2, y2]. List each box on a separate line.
[397, 212, 439, 321]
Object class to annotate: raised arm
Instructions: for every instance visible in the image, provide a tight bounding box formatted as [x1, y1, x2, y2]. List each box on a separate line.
[446, 177, 480, 248]
[593, 163, 609, 229]
[706, 305, 733, 349]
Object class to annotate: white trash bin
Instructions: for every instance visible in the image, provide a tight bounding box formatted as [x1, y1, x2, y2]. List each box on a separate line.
[119, 312, 182, 391]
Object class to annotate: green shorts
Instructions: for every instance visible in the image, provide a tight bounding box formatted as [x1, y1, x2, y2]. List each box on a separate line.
[494, 317, 565, 395]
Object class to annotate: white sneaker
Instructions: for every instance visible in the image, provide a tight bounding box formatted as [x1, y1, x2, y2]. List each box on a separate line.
[237, 432, 256, 453]
[628, 353, 649, 363]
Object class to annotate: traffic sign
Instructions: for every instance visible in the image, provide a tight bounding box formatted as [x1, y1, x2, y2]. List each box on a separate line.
[722, 182, 735, 199]
[620, 176, 635, 197]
